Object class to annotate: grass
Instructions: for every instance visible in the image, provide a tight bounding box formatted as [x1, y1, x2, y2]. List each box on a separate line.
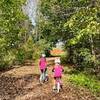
[69, 73, 100, 94]
[64, 66, 100, 96]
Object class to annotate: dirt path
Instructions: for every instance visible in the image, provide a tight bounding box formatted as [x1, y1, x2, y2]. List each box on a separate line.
[0, 58, 98, 100]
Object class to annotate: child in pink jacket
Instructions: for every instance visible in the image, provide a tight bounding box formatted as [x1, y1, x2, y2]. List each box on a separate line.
[52, 58, 64, 89]
[39, 54, 47, 83]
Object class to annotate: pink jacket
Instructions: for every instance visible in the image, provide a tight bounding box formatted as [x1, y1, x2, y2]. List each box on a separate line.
[39, 57, 47, 70]
[53, 65, 64, 77]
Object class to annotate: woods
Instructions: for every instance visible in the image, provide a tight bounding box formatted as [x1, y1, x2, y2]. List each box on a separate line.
[0, 0, 99, 71]
[37, 0, 100, 72]
[0, 0, 28, 67]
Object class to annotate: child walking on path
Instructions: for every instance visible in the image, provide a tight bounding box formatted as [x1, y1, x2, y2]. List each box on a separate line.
[39, 54, 48, 84]
[52, 58, 64, 90]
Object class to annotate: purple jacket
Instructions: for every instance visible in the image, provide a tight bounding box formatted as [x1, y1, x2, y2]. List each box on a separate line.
[39, 57, 47, 70]
[53, 65, 63, 77]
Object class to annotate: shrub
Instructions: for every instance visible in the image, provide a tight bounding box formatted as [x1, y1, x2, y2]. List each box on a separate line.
[23, 36, 34, 59]
[32, 39, 51, 60]
[73, 48, 95, 70]
[61, 51, 69, 64]
[0, 51, 16, 69]
[16, 49, 26, 64]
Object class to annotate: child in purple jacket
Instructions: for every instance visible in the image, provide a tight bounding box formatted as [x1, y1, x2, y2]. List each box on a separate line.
[39, 54, 47, 83]
[52, 58, 64, 89]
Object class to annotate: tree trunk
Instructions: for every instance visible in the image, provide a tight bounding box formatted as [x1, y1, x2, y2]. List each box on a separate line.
[89, 35, 96, 67]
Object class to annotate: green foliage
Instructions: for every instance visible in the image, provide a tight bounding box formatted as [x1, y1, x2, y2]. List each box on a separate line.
[15, 36, 51, 63]
[16, 49, 26, 64]
[69, 73, 100, 94]
[23, 36, 34, 59]
[0, 37, 16, 68]
[63, 1, 100, 69]
[64, 8, 100, 46]
[61, 51, 69, 64]
[39, 0, 100, 71]
[32, 39, 51, 60]
[0, 0, 27, 68]
[73, 48, 95, 70]
[38, 0, 71, 42]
